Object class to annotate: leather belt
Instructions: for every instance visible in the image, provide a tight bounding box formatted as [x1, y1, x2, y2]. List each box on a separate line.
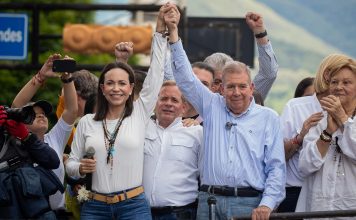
[200, 185, 262, 197]
[89, 186, 144, 204]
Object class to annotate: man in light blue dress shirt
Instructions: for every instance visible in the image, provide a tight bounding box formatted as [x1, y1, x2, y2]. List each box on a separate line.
[164, 5, 286, 220]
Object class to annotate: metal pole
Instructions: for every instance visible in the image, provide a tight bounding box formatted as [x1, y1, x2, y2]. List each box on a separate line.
[231, 209, 356, 220]
[31, 5, 39, 67]
[208, 196, 217, 220]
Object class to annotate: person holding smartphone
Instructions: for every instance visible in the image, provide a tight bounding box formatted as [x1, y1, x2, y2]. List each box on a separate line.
[11, 54, 78, 218]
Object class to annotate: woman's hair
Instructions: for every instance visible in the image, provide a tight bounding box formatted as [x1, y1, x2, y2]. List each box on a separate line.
[94, 62, 135, 121]
[314, 54, 354, 94]
[328, 58, 356, 79]
[294, 77, 315, 98]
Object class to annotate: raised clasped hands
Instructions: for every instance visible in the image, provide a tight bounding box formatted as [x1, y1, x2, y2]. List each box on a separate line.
[157, 3, 175, 33]
[320, 95, 348, 133]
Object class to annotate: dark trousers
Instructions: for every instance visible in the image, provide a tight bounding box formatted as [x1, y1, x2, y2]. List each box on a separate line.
[151, 201, 198, 220]
[278, 187, 301, 212]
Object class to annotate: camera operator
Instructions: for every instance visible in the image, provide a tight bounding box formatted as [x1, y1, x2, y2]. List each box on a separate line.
[11, 54, 78, 218]
[0, 105, 62, 219]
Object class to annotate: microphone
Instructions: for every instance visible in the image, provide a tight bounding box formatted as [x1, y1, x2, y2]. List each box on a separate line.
[225, 122, 237, 130]
[84, 146, 95, 191]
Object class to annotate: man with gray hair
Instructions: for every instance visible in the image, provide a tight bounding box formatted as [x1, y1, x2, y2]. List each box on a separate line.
[165, 5, 285, 219]
[205, 12, 278, 100]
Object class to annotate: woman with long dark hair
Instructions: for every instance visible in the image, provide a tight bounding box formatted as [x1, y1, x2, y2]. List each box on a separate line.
[65, 4, 173, 219]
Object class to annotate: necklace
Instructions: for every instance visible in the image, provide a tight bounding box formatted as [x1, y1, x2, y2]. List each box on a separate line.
[102, 108, 126, 172]
[351, 107, 356, 119]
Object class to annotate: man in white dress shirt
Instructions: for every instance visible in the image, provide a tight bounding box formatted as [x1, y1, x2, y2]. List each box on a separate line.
[143, 80, 203, 220]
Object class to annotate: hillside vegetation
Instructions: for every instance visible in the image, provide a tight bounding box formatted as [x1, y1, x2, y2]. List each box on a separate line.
[187, 0, 351, 113]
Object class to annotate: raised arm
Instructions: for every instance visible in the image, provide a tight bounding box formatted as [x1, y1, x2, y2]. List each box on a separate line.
[59, 57, 78, 125]
[130, 5, 172, 120]
[11, 54, 61, 108]
[166, 4, 215, 117]
[11, 54, 78, 126]
[246, 12, 278, 100]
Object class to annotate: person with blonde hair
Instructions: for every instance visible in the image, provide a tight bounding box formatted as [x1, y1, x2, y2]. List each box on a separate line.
[296, 57, 356, 217]
[278, 54, 354, 213]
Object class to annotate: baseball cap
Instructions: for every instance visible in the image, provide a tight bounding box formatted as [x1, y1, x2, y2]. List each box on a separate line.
[27, 100, 53, 116]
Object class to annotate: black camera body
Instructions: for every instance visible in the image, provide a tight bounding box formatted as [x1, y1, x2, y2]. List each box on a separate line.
[5, 106, 35, 124]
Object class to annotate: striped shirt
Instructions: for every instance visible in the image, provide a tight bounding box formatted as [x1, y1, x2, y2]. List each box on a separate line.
[254, 42, 278, 100]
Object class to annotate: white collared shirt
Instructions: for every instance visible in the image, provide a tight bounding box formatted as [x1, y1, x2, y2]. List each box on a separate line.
[143, 117, 203, 207]
[280, 94, 322, 186]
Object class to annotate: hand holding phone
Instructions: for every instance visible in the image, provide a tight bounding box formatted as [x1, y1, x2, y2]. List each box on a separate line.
[52, 59, 76, 73]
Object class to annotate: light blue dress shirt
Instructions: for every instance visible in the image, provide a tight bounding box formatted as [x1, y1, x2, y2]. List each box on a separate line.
[169, 40, 286, 210]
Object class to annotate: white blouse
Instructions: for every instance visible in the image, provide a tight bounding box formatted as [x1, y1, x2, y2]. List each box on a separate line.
[65, 33, 168, 193]
[296, 114, 356, 218]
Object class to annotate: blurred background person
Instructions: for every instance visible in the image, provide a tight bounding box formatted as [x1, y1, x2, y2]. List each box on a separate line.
[204, 12, 278, 100]
[294, 77, 315, 98]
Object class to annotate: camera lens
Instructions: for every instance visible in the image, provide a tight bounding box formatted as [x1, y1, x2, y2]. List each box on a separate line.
[5, 106, 36, 124]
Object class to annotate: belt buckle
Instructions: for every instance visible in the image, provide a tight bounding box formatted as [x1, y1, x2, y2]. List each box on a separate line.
[106, 195, 117, 204]
[207, 185, 214, 194]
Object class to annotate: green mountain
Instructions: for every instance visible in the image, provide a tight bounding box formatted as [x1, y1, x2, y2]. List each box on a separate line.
[259, 0, 356, 58]
[187, 0, 352, 113]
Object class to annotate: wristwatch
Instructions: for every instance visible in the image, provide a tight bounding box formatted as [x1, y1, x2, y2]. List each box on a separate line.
[255, 30, 267, 39]
[61, 73, 73, 84]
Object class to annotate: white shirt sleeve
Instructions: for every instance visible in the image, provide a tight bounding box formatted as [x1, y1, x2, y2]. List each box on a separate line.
[299, 117, 327, 177]
[66, 116, 87, 178]
[136, 33, 168, 120]
[336, 118, 356, 160]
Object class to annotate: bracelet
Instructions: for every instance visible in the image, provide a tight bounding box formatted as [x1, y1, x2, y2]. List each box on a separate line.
[255, 30, 267, 39]
[320, 132, 332, 142]
[291, 135, 300, 145]
[322, 130, 332, 138]
[31, 71, 45, 85]
[61, 77, 74, 84]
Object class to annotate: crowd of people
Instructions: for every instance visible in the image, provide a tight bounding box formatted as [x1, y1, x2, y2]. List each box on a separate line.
[0, 2, 355, 220]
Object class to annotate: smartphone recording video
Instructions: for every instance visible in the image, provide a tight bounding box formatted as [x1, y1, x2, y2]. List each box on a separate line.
[52, 59, 76, 73]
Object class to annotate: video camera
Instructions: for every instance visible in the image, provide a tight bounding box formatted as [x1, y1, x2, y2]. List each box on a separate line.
[4, 106, 35, 124]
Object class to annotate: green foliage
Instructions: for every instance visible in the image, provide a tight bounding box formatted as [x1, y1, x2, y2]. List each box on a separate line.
[270, 39, 326, 72]
[0, 0, 101, 107]
[264, 68, 314, 114]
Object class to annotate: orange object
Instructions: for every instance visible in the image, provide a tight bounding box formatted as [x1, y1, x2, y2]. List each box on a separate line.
[63, 24, 152, 54]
